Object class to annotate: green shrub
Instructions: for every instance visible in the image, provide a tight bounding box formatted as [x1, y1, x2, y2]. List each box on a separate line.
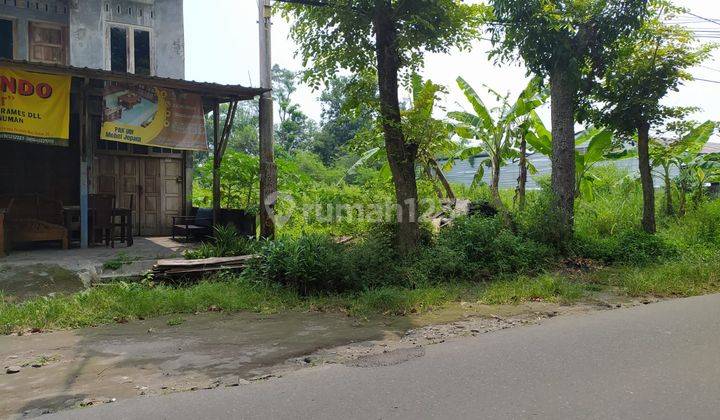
[343, 225, 405, 288]
[415, 215, 555, 282]
[662, 200, 720, 250]
[516, 188, 563, 246]
[250, 226, 419, 295]
[252, 234, 352, 295]
[571, 229, 678, 265]
[185, 225, 259, 260]
[574, 167, 643, 238]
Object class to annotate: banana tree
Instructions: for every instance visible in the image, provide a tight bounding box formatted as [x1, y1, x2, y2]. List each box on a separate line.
[347, 75, 458, 202]
[677, 154, 720, 211]
[525, 119, 629, 200]
[448, 77, 545, 208]
[651, 120, 716, 215]
[407, 75, 458, 202]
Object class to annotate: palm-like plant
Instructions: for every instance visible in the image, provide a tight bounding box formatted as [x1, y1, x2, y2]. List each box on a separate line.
[651, 120, 716, 215]
[448, 77, 545, 208]
[525, 118, 632, 200]
[347, 75, 458, 202]
[407, 75, 458, 202]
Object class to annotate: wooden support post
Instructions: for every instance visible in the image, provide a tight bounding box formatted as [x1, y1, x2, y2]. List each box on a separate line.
[0, 211, 5, 257]
[258, 0, 277, 238]
[80, 77, 90, 249]
[212, 102, 221, 227]
[183, 151, 194, 217]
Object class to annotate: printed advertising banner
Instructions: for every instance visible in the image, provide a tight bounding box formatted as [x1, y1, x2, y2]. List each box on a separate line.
[101, 82, 208, 151]
[0, 66, 71, 147]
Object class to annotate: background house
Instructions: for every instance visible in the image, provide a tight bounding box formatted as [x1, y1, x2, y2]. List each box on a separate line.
[1, 0, 184, 78]
[0, 0, 200, 237]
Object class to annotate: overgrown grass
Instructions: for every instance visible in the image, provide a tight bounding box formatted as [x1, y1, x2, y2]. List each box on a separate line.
[102, 252, 138, 271]
[347, 285, 469, 317]
[5, 253, 720, 334]
[0, 273, 592, 335]
[480, 275, 586, 305]
[0, 275, 299, 334]
[594, 256, 720, 298]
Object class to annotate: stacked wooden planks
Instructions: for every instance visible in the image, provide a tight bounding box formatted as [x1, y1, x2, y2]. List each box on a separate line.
[151, 255, 258, 278]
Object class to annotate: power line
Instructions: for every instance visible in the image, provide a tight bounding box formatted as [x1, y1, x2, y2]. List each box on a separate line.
[685, 12, 720, 28]
[700, 65, 720, 73]
[693, 77, 720, 85]
[273, 0, 330, 6]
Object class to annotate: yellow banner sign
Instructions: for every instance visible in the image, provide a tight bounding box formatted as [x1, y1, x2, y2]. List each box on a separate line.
[101, 82, 208, 151]
[0, 66, 71, 146]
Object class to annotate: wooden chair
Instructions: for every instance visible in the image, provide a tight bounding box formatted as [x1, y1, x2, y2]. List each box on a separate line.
[113, 194, 134, 247]
[89, 194, 115, 248]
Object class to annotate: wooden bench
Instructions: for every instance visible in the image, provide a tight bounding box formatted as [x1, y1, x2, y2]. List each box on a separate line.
[172, 207, 214, 242]
[0, 195, 68, 253]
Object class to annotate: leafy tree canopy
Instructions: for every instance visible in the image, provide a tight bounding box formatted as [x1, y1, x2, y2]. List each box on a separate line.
[579, 1, 714, 134]
[279, 0, 486, 88]
[311, 74, 376, 163]
[489, 0, 648, 84]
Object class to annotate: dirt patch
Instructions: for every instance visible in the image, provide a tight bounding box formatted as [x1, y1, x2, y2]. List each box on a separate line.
[0, 265, 85, 303]
[348, 346, 426, 368]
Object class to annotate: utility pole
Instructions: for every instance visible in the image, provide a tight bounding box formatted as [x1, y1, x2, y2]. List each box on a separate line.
[258, 0, 277, 238]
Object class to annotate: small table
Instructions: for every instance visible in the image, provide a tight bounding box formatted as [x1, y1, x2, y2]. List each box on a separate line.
[118, 93, 141, 109]
[63, 206, 133, 247]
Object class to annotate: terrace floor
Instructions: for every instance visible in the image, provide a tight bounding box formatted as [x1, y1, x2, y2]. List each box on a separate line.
[0, 237, 197, 302]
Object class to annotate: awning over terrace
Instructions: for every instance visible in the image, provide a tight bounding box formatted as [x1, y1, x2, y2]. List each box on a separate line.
[0, 59, 266, 102]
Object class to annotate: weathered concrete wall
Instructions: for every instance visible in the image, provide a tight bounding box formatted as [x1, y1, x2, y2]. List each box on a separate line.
[3, 0, 184, 79]
[68, 0, 103, 68]
[70, 0, 184, 78]
[153, 0, 184, 79]
[0, 0, 70, 61]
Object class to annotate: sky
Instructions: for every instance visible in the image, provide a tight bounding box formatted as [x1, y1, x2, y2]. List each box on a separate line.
[185, 0, 720, 134]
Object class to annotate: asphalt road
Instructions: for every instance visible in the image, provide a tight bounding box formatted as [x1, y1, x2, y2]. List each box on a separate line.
[47, 294, 720, 420]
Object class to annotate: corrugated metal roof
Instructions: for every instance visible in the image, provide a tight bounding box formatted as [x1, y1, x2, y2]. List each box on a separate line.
[701, 143, 720, 155]
[0, 59, 268, 101]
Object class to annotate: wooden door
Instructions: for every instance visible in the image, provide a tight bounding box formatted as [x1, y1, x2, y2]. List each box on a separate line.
[96, 155, 117, 196]
[161, 159, 183, 236]
[117, 157, 140, 235]
[94, 154, 184, 237]
[140, 159, 162, 236]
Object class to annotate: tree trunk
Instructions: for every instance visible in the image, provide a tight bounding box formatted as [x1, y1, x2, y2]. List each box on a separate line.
[679, 183, 687, 216]
[491, 154, 501, 204]
[549, 64, 577, 242]
[425, 165, 444, 200]
[517, 136, 528, 211]
[430, 158, 456, 203]
[664, 166, 674, 216]
[637, 122, 656, 234]
[373, 5, 419, 254]
[491, 152, 513, 227]
[212, 103, 221, 227]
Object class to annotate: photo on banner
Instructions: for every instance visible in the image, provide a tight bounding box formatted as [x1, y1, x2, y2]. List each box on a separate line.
[101, 82, 208, 151]
[0, 66, 71, 147]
